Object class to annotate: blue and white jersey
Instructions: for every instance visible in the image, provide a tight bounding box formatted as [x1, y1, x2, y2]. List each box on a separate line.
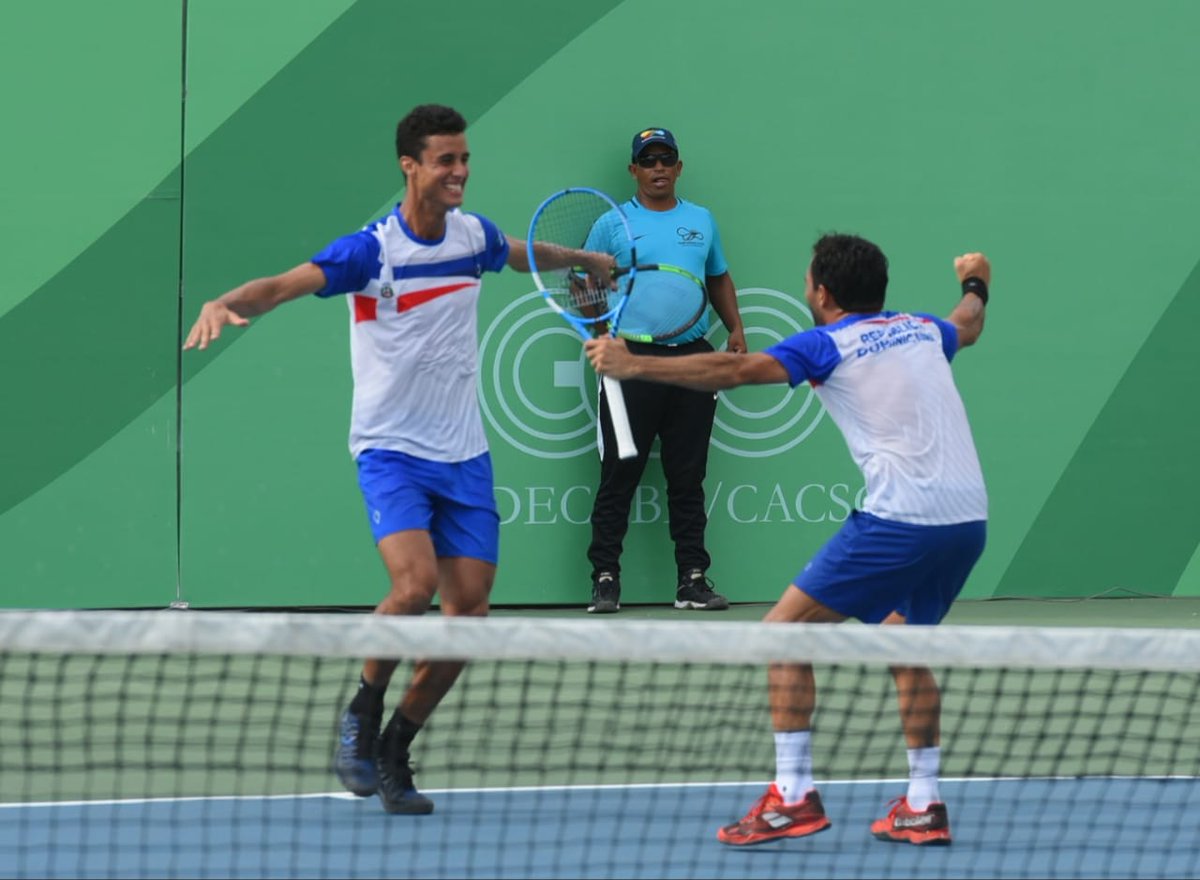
[311, 206, 510, 461]
[585, 197, 728, 344]
[766, 312, 987, 525]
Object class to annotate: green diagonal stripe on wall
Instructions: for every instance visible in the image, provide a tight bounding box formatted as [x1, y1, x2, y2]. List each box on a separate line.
[996, 258, 1200, 597]
[0, 0, 622, 518]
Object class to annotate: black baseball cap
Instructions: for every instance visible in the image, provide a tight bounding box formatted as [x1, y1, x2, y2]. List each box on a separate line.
[630, 127, 678, 161]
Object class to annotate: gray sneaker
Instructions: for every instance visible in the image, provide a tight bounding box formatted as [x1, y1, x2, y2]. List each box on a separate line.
[588, 572, 620, 613]
[674, 569, 730, 610]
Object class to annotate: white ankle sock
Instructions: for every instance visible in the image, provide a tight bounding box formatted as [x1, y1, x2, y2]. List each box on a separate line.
[906, 746, 941, 811]
[774, 730, 813, 804]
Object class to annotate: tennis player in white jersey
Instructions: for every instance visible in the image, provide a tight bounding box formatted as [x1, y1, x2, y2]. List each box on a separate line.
[585, 233, 990, 847]
[184, 104, 613, 815]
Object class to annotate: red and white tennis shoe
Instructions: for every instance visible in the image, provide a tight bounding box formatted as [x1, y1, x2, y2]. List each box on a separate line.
[870, 796, 952, 845]
[716, 784, 831, 846]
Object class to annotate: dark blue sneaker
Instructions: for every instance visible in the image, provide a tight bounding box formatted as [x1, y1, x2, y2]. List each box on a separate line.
[377, 728, 434, 814]
[377, 755, 434, 814]
[333, 709, 380, 797]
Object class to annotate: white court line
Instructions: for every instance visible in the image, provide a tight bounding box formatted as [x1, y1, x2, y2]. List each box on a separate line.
[3, 774, 1196, 810]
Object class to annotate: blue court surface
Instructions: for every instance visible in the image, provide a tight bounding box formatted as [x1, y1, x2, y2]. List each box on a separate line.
[3, 777, 1197, 879]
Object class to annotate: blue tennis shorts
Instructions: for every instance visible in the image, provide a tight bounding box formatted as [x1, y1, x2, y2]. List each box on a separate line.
[356, 449, 500, 564]
[793, 510, 986, 624]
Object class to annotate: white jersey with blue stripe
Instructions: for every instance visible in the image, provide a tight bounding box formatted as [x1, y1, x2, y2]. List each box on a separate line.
[311, 206, 510, 461]
[765, 311, 987, 525]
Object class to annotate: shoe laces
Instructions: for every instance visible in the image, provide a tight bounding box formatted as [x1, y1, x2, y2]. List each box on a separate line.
[380, 749, 417, 790]
[682, 571, 718, 597]
[341, 712, 378, 760]
[593, 573, 618, 597]
[882, 795, 908, 819]
[743, 785, 783, 821]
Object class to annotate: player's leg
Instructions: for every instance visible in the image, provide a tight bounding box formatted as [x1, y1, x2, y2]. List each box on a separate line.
[374, 453, 500, 814]
[333, 529, 440, 805]
[870, 618, 953, 845]
[334, 450, 440, 799]
[585, 369, 664, 612]
[764, 589, 846, 800]
[721, 511, 932, 845]
[870, 519, 985, 845]
[885, 621, 942, 807]
[373, 557, 493, 815]
[389, 556, 492, 733]
[764, 586, 847, 737]
[716, 587, 843, 846]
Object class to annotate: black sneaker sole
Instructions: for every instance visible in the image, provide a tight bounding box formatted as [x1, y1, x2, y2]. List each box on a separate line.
[334, 770, 378, 797]
[379, 791, 435, 815]
[587, 601, 619, 613]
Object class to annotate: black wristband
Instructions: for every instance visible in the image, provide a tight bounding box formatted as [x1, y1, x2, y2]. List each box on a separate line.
[961, 276, 989, 305]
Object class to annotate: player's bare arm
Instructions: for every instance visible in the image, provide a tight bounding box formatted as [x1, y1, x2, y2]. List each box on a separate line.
[504, 235, 615, 282]
[947, 252, 990, 349]
[183, 262, 328, 351]
[706, 272, 747, 354]
[585, 337, 787, 391]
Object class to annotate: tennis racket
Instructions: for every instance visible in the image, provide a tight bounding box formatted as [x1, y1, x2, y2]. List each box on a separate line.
[527, 187, 638, 460]
[612, 264, 707, 343]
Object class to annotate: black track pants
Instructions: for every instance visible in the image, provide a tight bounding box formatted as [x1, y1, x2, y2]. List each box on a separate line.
[587, 339, 718, 579]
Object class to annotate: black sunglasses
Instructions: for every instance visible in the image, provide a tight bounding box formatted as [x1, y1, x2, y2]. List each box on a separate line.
[635, 152, 679, 168]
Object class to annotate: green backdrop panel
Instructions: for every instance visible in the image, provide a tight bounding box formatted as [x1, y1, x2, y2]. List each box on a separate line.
[3, 0, 1199, 608]
[0, 0, 183, 320]
[1177, 545, 1200, 599]
[178, 0, 1200, 608]
[0, 2, 182, 608]
[183, 0, 360, 151]
[997, 258, 1200, 597]
[0, 397, 176, 608]
[465, 0, 1200, 605]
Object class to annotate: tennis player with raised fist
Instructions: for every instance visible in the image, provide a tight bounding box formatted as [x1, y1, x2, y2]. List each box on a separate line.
[588, 235, 991, 847]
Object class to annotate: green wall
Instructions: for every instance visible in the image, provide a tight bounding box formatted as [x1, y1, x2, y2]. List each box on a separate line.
[2, 0, 1198, 609]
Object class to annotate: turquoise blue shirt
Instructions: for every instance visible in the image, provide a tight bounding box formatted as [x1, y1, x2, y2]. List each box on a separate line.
[585, 196, 728, 344]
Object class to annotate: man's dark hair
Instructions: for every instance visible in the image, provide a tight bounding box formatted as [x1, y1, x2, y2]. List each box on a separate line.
[809, 233, 889, 312]
[395, 104, 467, 160]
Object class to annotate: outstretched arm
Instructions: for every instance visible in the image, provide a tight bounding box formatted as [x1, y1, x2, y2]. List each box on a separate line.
[947, 252, 990, 349]
[183, 262, 328, 351]
[585, 337, 788, 391]
[504, 234, 614, 280]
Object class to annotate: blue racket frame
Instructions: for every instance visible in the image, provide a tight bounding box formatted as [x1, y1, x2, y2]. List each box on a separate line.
[527, 187, 639, 460]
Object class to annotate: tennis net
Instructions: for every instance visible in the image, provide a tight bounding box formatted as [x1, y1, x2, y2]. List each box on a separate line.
[1, 609, 1197, 879]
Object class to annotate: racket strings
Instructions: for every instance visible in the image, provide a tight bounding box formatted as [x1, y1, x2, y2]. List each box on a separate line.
[616, 268, 708, 341]
[532, 191, 625, 322]
[546, 278, 612, 314]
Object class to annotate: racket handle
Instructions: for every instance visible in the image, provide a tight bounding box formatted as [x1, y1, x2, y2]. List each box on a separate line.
[602, 375, 638, 460]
